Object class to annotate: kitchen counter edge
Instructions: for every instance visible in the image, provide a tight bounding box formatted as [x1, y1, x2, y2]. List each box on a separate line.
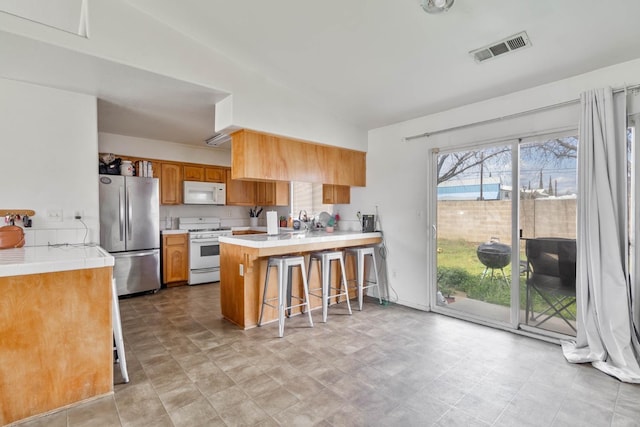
[219, 230, 382, 249]
[0, 245, 115, 277]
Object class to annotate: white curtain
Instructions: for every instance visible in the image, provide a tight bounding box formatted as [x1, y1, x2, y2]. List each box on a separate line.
[561, 87, 640, 382]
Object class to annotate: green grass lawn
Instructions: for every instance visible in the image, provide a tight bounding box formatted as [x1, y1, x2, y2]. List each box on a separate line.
[436, 238, 576, 319]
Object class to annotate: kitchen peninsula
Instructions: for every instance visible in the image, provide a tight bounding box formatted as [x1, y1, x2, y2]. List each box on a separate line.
[219, 230, 382, 329]
[0, 245, 114, 425]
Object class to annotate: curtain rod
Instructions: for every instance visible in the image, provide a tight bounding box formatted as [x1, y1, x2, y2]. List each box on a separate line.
[402, 84, 640, 142]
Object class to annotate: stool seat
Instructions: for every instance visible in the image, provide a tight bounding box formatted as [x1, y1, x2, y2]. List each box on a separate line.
[345, 246, 381, 310]
[259, 255, 313, 337]
[307, 250, 352, 322]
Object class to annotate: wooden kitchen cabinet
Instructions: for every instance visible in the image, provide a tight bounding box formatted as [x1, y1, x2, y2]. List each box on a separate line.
[160, 163, 182, 205]
[184, 165, 204, 181]
[323, 184, 350, 204]
[182, 165, 225, 183]
[225, 169, 256, 206]
[205, 166, 226, 183]
[231, 129, 366, 186]
[255, 181, 290, 206]
[162, 233, 189, 286]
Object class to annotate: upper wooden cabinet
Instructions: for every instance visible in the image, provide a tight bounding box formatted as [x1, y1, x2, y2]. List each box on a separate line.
[205, 167, 226, 183]
[183, 165, 225, 183]
[231, 129, 366, 186]
[183, 165, 204, 181]
[108, 154, 289, 206]
[225, 169, 255, 206]
[256, 181, 290, 206]
[323, 184, 350, 204]
[160, 163, 182, 205]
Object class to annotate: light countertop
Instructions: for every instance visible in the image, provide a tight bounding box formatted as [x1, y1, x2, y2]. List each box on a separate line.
[161, 229, 188, 235]
[219, 230, 382, 249]
[0, 245, 114, 277]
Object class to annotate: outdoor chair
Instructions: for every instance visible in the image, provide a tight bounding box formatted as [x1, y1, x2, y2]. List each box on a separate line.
[524, 237, 577, 333]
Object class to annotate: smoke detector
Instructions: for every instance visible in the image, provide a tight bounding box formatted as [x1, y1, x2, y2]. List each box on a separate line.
[469, 31, 532, 63]
[421, 0, 454, 14]
[205, 133, 231, 147]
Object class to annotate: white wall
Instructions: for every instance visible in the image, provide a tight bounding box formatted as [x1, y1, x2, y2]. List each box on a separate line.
[99, 133, 231, 166]
[0, 0, 367, 151]
[352, 58, 640, 311]
[0, 78, 98, 246]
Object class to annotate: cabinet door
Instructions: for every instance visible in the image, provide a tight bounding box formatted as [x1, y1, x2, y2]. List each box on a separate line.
[162, 234, 189, 285]
[225, 169, 256, 206]
[160, 163, 182, 205]
[205, 167, 225, 183]
[255, 182, 274, 205]
[255, 181, 290, 206]
[274, 181, 290, 206]
[184, 166, 204, 181]
[323, 184, 350, 204]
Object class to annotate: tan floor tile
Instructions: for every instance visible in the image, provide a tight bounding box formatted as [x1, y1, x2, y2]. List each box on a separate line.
[20, 284, 640, 426]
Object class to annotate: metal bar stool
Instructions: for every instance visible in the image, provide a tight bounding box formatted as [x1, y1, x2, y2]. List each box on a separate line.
[345, 246, 381, 310]
[111, 278, 129, 383]
[307, 250, 352, 322]
[258, 255, 314, 337]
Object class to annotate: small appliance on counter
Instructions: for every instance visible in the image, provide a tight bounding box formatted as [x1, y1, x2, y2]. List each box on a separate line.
[266, 211, 278, 235]
[362, 214, 376, 232]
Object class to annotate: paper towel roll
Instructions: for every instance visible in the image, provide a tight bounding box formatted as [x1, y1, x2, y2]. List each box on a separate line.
[266, 211, 278, 235]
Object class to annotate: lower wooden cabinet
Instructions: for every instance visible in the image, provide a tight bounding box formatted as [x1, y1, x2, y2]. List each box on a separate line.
[162, 233, 189, 286]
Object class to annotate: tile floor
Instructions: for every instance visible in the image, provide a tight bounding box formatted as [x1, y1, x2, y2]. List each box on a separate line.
[14, 283, 640, 427]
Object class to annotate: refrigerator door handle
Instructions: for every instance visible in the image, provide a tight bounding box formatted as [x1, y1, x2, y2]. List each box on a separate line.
[127, 187, 132, 240]
[119, 186, 125, 241]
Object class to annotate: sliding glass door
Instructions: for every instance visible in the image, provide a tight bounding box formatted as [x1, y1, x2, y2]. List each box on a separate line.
[434, 144, 515, 325]
[518, 134, 578, 335]
[432, 132, 578, 337]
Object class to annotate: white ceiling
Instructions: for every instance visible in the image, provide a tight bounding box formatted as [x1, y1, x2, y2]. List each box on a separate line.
[5, 0, 640, 148]
[124, 0, 640, 128]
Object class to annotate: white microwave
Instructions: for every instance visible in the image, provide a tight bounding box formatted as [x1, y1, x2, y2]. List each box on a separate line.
[183, 181, 226, 205]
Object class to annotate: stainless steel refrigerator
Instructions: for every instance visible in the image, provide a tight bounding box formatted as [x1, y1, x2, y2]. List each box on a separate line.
[99, 174, 160, 296]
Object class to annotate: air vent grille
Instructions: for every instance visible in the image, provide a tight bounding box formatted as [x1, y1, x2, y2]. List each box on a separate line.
[470, 31, 531, 63]
[507, 35, 527, 50]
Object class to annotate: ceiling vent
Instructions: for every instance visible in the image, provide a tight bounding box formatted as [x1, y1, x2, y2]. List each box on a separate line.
[205, 133, 231, 147]
[469, 31, 531, 63]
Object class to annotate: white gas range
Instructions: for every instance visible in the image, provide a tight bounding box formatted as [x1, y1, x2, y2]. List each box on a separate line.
[178, 217, 232, 285]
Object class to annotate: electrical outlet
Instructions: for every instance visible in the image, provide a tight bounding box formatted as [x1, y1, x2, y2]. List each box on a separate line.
[74, 210, 84, 219]
[227, 209, 232, 218]
[47, 209, 63, 222]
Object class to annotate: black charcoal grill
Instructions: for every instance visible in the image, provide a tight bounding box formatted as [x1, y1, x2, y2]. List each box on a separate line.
[477, 240, 511, 284]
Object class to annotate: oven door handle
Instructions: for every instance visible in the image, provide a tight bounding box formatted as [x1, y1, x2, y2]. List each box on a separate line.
[191, 267, 220, 273]
[191, 239, 220, 244]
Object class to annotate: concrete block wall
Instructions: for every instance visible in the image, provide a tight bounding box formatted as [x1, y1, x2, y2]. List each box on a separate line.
[437, 199, 576, 243]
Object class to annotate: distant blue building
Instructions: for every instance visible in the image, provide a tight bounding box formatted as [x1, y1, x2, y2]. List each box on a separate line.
[438, 177, 510, 200]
